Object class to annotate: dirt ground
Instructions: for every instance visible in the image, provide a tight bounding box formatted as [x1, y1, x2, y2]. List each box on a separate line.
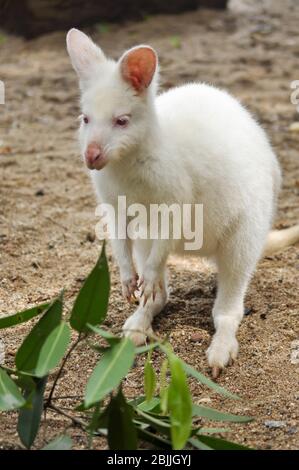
[0, 0, 298, 450]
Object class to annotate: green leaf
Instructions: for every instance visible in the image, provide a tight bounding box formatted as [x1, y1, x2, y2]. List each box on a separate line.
[189, 437, 213, 450]
[135, 409, 171, 435]
[159, 343, 239, 400]
[168, 355, 192, 450]
[74, 401, 94, 412]
[70, 243, 110, 333]
[89, 344, 110, 354]
[135, 342, 159, 354]
[192, 404, 253, 423]
[159, 359, 169, 414]
[182, 362, 239, 400]
[137, 428, 171, 450]
[144, 355, 156, 402]
[42, 435, 73, 450]
[17, 376, 48, 449]
[87, 403, 103, 436]
[85, 338, 135, 407]
[86, 324, 120, 346]
[128, 395, 146, 407]
[137, 397, 160, 413]
[0, 302, 49, 329]
[196, 434, 252, 450]
[107, 388, 137, 450]
[15, 373, 36, 392]
[15, 295, 63, 374]
[197, 427, 230, 434]
[0, 368, 26, 411]
[34, 322, 71, 378]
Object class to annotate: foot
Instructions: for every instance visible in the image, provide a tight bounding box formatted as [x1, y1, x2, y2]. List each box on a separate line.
[122, 312, 153, 346]
[206, 334, 239, 378]
[139, 268, 163, 306]
[121, 272, 139, 303]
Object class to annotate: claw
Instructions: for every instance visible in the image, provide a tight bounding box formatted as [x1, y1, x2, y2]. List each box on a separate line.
[212, 366, 221, 379]
[122, 275, 139, 303]
[128, 293, 137, 304]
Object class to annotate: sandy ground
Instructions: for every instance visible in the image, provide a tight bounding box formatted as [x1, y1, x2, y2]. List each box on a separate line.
[0, 0, 298, 450]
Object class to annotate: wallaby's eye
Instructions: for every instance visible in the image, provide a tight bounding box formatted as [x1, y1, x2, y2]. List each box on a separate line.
[114, 115, 130, 128]
[83, 115, 89, 124]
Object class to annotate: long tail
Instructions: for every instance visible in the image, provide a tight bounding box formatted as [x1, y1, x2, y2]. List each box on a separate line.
[263, 225, 299, 256]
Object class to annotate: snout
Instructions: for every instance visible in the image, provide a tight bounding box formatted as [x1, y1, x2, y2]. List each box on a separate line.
[84, 142, 107, 170]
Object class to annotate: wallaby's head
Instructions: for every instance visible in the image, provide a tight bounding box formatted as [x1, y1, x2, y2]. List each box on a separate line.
[66, 28, 158, 170]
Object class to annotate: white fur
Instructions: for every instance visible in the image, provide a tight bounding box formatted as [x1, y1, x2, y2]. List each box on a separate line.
[67, 29, 298, 374]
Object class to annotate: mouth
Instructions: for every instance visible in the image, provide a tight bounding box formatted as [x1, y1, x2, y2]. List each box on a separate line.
[85, 153, 108, 171]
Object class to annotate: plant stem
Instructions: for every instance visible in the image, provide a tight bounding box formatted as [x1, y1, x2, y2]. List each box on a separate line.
[48, 404, 108, 440]
[45, 333, 82, 407]
[47, 403, 87, 429]
[0, 365, 17, 375]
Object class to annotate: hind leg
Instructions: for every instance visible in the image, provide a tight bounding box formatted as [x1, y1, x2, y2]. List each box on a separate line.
[206, 221, 267, 377]
[123, 240, 169, 345]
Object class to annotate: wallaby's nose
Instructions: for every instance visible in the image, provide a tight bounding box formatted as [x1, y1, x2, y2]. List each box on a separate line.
[85, 142, 102, 169]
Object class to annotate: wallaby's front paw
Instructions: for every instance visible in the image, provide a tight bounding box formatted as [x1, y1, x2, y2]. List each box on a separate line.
[122, 314, 153, 346]
[121, 273, 139, 303]
[139, 269, 163, 306]
[206, 335, 239, 379]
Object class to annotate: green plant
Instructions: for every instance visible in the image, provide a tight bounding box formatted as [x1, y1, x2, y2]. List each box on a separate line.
[0, 243, 253, 450]
[96, 23, 111, 34]
[170, 35, 182, 49]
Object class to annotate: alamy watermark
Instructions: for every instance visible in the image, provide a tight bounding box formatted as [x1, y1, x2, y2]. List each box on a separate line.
[0, 80, 4, 105]
[95, 196, 203, 251]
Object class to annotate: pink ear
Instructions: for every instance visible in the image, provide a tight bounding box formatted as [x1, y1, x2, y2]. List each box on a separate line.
[66, 28, 106, 83]
[120, 46, 157, 93]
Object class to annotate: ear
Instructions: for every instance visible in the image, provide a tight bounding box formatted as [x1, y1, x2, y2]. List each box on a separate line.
[66, 28, 106, 83]
[119, 46, 158, 94]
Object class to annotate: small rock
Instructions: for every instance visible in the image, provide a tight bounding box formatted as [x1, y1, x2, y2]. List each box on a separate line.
[35, 189, 45, 196]
[289, 122, 299, 133]
[264, 420, 286, 429]
[287, 426, 298, 435]
[245, 306, 253, 316]
[290, 339, 299, 365]
[190, 332, 202, 343]
[197, 397, 212, 404]
[250, 23, 273, 35]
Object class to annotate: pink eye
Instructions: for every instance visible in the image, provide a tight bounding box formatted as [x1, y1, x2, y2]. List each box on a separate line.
[83, 115, 89, 124]
[114, 115, 130, 128]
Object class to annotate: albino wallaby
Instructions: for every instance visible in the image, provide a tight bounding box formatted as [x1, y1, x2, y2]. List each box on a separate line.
[66, 29, 299, 377]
